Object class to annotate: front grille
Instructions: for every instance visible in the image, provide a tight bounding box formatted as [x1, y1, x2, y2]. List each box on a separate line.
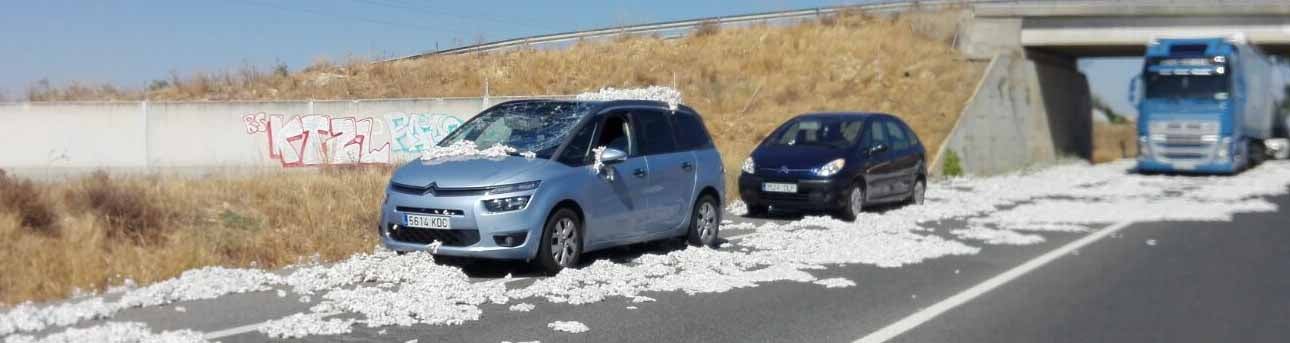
[390, 183, 490, 196]
[762, 191, 809, 201]
[396, 206, 465, 216]
[389, 226, 480, 246]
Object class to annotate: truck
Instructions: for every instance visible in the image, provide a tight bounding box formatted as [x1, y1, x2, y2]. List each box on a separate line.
[1131, 36, 1289, 174]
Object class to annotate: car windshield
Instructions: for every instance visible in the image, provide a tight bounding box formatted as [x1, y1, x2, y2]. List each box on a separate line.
[438, 101, 593, 159]
[767, 117, 864, 149]
[1145, 72, 1230, 101]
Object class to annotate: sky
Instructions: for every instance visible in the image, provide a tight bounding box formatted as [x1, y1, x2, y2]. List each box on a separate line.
[0, 0, 865, 98]
[0, 0, 1163, 111]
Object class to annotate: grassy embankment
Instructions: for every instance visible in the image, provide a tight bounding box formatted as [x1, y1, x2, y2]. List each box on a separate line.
[3, 10, 985, 305]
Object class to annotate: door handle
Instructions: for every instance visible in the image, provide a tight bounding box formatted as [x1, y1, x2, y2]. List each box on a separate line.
[681, 161, 694, 171]
[634, 168, 648, 178]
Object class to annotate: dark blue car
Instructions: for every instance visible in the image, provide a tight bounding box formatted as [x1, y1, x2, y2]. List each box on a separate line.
[738, 112, 927, 220]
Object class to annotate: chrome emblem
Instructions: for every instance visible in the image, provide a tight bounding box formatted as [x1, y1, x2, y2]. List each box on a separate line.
[779, 166, 790, 174]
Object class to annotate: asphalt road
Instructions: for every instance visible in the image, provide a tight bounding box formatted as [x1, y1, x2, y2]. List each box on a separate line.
[24, 185, 1290, 343]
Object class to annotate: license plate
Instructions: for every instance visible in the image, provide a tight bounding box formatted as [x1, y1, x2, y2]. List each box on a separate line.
[762, 182, 798, 193]
[404, 214, 451, 229]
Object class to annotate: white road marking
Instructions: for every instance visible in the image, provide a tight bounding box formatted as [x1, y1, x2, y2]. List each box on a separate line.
[204, 311, 340, 340]
[853, 221, 1136, 343]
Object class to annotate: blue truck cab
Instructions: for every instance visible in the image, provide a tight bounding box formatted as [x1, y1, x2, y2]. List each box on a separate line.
[1133, 37, 1286, 174]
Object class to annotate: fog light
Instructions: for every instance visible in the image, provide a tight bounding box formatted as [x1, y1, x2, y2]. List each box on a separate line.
[483, 195, 531, 213]
[493, 233, 527, 247]
[1218, 137, 1232, 158]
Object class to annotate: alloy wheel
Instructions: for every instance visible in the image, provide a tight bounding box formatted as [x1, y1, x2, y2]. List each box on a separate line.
[551, 217, 578, 267]
[697, 201, 718, 244]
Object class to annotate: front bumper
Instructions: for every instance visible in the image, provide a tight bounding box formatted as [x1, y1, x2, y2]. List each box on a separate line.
[738, 173, 846, 210]
[379, 187, 544, 261]
[1135, 158, 1237, 174]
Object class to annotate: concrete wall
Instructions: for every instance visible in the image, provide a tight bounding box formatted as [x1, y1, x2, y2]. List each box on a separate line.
[932, 51, 1091, 176]
[0, 96, 562, 178]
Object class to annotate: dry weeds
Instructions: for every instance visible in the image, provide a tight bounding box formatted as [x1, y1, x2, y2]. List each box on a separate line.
[1092, 122, 1138, 164]
[0, 168, 388, 306]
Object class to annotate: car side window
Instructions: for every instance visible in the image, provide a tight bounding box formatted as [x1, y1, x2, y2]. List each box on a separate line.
[884, 119, 909, 150]
[672, 111, 712, 150]
[557, 120, 597, 166]
[863, 120, 887, 149]
[634, 110, 678, 155]
[901, 121, 921, 147]
[595, 113, 635, 156]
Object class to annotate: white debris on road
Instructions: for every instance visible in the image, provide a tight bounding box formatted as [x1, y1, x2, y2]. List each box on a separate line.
[508, 303, 535, 312]
[1, 322, 206, 343]
[547, 320, 590, 333]
[725, 200, 748, 216]
[951, 226, 1046, 246]
[258, 313, 354, 339]
[575, 86, 682, 111]
[6, 161, 1290, 340]
[1146, 239, 1157, 246]
[813, 278, 857, 288]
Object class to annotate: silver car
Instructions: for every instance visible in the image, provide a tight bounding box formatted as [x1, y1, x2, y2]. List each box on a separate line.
[379, 100, 726, 272]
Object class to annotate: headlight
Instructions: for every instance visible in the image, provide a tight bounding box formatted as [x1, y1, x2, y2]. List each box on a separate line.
[741, 157, 755, 174]
[815, 158, 846, 177]
[488, 181, 540, 194]
[483, 195, 531, 213]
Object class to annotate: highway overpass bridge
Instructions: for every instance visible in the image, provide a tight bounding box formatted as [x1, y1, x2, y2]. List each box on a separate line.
[938, 0, 1290, 175]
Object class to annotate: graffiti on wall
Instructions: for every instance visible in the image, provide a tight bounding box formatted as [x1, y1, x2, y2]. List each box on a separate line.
[243, 112, 391, 167]
[244, 112, 465, 167]
[386, 113, 463, 153]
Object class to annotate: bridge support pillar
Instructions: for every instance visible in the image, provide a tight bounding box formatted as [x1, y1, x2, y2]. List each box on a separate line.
[933, 48, 1091, 176]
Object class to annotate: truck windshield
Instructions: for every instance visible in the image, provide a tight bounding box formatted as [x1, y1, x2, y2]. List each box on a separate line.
[1144, 73, 1230, 101]
[439, 101, 592, 158]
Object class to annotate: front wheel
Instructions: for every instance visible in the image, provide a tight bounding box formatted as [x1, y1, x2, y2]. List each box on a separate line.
[836, 183, 864, 221]
[534, 208, 582, 273]
[687, 195, 721, 247]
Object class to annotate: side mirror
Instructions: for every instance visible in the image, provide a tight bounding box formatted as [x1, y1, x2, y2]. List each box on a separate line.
[600, 147, 627, 165]
[868, 144, 888, 155]
[1128, 73, 1143, 106]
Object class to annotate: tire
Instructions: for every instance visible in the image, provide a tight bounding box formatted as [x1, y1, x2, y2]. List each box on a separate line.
[836, 183, 864, 221]
[687, 195, 721, 248]
[1249, 141, 1266, 167]
[534, 208, 582, 273]
[906, 178, 926, 206]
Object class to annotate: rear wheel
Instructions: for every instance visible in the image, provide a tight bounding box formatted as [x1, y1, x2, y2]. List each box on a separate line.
[836, 183, 864, 221]
[907, 178, 926, 206]
[534, 208, 582, 273]
[687, 195, 721, 247]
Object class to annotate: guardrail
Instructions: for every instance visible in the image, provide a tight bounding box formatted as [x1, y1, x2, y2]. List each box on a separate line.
[384, 0, 1030, 61]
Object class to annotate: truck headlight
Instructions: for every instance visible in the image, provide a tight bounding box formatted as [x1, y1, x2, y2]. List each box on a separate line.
[815, 158, 846, 177]
[741, 157, 755, 174]
[483, 195, 531, 213]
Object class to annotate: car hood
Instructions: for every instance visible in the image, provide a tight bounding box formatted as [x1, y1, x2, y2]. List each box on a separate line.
[390, 156, 551, 189]
[752, 145, 849, 170]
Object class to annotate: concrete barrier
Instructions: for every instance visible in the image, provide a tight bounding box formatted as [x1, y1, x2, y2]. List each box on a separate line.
[0, 96, 565, 178]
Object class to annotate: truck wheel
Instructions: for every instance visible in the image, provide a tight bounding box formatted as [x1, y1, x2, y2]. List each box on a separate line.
[1250, 141, 1267, 166]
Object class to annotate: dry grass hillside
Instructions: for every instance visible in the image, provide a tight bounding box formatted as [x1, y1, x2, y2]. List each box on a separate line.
[4, 10, 984, 305]
[152, 11, 983, 196]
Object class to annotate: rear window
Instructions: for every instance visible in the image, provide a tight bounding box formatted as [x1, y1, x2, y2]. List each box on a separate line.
[673, 111, 713, 150]
[635, 110, 678, 155]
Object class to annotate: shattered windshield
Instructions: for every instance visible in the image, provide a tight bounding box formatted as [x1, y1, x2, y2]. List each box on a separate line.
[438, 101, 593, 159]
